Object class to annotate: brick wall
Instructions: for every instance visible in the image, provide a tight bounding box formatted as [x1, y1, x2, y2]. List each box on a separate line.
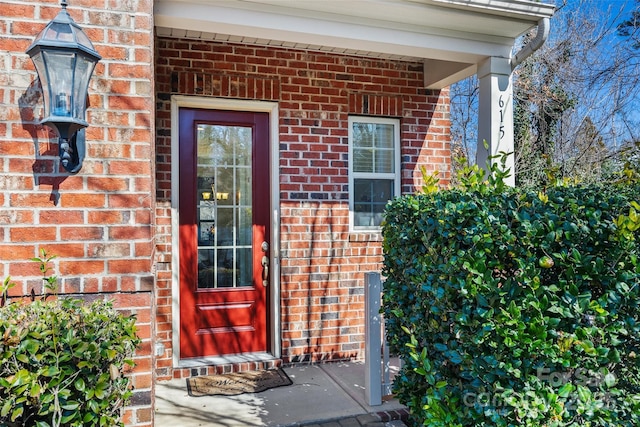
[154, 37, 450, 377]
[0, 1, 155, 426]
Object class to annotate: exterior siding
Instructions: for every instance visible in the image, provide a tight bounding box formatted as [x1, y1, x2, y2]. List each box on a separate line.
[0, 1, 155, 426]
[154, 37, 450, 379]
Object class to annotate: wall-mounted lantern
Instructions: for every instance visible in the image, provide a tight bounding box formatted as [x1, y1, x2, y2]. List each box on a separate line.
[26, 1, 101, 174]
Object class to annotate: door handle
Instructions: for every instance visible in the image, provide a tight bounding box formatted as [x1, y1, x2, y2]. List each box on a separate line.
[261, 241, 269, 287]
[261, 255, 269, 287]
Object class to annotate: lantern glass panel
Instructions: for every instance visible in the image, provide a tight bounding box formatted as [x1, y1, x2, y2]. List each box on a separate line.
[72, 55, 94, 120]
[30, 51, 51, 119]
[43, 50, 74, 118]
[43, 21, 73, 43]
[75, 29, 93, 49]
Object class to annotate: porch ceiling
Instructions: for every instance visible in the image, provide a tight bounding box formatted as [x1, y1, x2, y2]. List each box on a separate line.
[154, 0, 555, 88]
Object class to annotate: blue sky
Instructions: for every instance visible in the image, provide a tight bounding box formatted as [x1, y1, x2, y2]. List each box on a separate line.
[554, 0, 640, 146]
[450, 0, 640, 161]
[560, 0, 636, 27]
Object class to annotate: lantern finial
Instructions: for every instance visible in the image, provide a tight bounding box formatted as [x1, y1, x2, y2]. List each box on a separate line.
[61, 1, 68, 8]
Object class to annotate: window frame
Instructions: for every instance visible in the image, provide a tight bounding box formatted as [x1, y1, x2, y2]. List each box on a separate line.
[348, 116, 401, 232]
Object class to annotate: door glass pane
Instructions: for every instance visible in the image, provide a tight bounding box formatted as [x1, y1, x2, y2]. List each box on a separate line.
[216, 248, 234, 288]
[197, 124, 253, 288]
[238, 207, 252, 246]
[237, 248, 253, 287]
[216, 167, 234, 206]
[197, 248, 215, 288]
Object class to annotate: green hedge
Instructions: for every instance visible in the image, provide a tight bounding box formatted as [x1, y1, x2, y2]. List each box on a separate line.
[0, 253, 140, 427]
[0, 298, 140, 427]
[382, 182, 640, 426]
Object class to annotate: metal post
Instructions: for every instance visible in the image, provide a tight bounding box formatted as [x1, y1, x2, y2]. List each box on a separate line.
[383, 332, 392, 396]
[364, 272, 382, 406]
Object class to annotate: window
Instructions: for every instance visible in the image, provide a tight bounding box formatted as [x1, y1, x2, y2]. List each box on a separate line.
[348, 116, 400, 230]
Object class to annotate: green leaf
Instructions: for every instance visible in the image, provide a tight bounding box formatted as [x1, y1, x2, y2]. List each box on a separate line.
[447, 351, 463, 364]
[1, 399, 11, 417]
[61, 411, 78, 424]
[61, 401, 80, 410]
[606, 373, 619, 391]
[16, 353, 29, 364]
[42, 366, 59, 377]
[433, 343, 447, 352]
[29, 383, 41, 397]
[558, 383, 574, 398]
[579, 340, 597, 356]
[10, 406, 23, 422]
[577, 385, 591, 403]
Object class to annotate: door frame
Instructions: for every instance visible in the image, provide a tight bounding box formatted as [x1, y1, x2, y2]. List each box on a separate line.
[170, 96, 281, 367]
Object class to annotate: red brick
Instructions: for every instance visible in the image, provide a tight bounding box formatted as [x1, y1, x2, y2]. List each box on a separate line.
[107, 95, 152, 111]
[59, 260, 105, 276]
[9, 21, 44, 37]
[44, 243, 85, 258]
[0, 209, 34, 225]
[11, 227, 56, 242]
[2, 3, 36, 18]
[88, 210, 126, 224]
[112, 292, 151, 309]
[39, 210, 84, 224]
[0, 245, 35, 261]
[105, 79, 131, 94]
[109, 225, 152, 240]
[88, 243, 131, 258]
[60, 194, 106, 208]
[60, 226, 104, 240]
[108, 258, 151, 274]
[87, 177, 129, 192]
[108, 194, 151, 209]
[56, 176, 86, 191]
[90, 141, 132, 158]
[135, 241, 153, 257]
[0, 139, 35, 156]
[107, 161, 151, 175]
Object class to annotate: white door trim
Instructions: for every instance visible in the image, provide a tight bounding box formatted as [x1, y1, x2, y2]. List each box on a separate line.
[170, 95, 281, 367]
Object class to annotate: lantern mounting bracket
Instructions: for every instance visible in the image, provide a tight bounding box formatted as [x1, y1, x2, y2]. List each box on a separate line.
[59, 130, 85, 174]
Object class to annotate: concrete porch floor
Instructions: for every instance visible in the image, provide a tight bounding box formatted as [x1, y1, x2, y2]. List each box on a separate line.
[155, 361, 409, 426]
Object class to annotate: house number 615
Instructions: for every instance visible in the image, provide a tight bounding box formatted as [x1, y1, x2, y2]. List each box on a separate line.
[498, 95, 505, 140]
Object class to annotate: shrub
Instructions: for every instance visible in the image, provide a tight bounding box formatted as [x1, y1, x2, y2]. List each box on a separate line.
[0, 253, 140, 427]
[382, 176, 640, 426]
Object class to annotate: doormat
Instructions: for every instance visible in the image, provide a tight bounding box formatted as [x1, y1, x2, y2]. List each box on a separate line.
[186, 368, 293, 397]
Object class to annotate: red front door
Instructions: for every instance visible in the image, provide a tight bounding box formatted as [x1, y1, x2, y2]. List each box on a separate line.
[179, 108, 270, 359]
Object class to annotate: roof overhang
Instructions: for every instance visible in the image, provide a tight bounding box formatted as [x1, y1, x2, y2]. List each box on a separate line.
[154, 0, 555, 88]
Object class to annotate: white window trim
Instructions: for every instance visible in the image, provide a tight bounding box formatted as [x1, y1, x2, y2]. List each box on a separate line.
[348, 116, 401, 232]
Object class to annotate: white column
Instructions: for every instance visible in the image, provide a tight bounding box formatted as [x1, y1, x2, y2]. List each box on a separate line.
[477, 57, 515, 187]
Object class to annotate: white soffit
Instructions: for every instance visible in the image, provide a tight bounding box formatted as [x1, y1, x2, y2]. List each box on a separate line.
[154, 0, 555, 85]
